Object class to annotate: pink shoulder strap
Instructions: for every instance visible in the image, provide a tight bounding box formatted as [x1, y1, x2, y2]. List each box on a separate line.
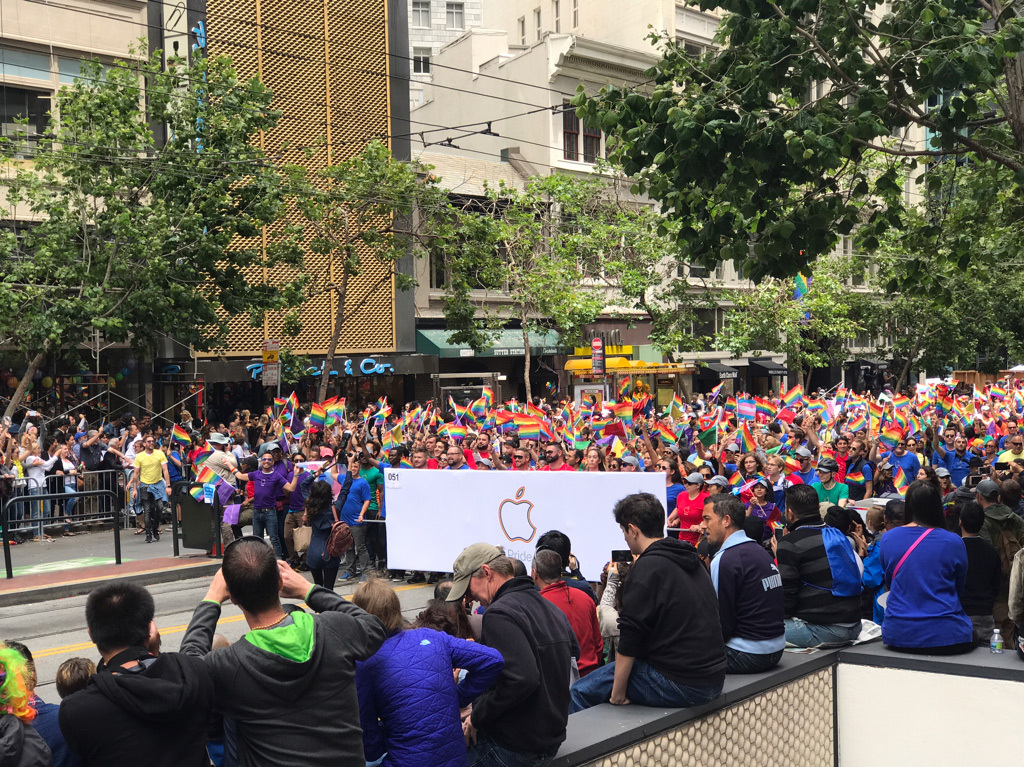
[892, 528, 934, 579]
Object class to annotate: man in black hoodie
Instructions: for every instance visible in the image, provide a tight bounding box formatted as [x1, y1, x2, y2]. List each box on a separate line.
[446, 542, 575, 767]
[569, 492, 726, 712]
[179, 537, 386, 767]
[58, 582, 215, 767]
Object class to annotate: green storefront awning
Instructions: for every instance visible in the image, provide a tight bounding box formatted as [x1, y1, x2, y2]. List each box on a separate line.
[416, 329, 562, 359]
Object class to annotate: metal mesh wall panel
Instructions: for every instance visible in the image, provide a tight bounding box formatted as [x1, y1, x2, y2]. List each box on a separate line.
[584, 669, 835, 767]
[205, 0, 396, 357]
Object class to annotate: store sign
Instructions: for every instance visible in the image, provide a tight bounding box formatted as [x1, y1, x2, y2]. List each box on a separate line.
[718, 370, 738, 380]
[591, 337, 605, 375]
[261, 363, 279, 387]
[342, 358, 394, 376]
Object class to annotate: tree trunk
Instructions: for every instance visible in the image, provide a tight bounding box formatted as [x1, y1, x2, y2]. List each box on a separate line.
[521, 322, 533, 405]
[801, 366, 812, 393]
[3, 349, 48, 423]
[317, 273, 350, 404]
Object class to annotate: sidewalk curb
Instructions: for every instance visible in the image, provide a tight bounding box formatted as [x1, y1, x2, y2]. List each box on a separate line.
[0, 560, 222, 607]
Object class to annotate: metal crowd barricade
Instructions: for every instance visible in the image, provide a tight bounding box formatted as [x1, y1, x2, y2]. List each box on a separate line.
[2, 488, 123, 579]
[169, 480, 225, 559]
[70, 468, 129, 531]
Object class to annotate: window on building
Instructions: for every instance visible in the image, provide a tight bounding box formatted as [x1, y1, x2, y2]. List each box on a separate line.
[0, 87, 49, 159]
[412, 47, 431, 74]
[411, 0, 431, 28]
[446, 2, 464, 29]
[534, 7, 542, 40]
[677, 38, 711, 58]
[563, 107, 579, 161]
[582, 120, 601, 163]
[693, 309, 716, 337]
[518, 16, 526, 44]
[553, 0, 561, 32]
[573, 0, 579, 27]
[688, 263, 710, 278]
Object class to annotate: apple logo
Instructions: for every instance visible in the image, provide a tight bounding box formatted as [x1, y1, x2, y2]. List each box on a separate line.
[498, 487, 537, 543]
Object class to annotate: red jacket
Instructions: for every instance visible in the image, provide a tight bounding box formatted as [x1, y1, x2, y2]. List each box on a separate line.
[540, 580, 604, 676]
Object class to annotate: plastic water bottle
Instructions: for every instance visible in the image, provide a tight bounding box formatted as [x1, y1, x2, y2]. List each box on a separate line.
[990, 629, 1004, 654]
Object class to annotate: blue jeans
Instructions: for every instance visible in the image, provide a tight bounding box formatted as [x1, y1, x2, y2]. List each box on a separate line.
[569, 658, 723, 713]
[725, 646, 784, 674]
[467, 734, 555, 767]
[29, 486, 50, 538]
[252, 507, 284, 559]
[784, 618, 861, 648]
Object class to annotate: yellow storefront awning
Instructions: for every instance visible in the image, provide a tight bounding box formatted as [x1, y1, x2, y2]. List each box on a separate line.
[564, 359, 696, 375]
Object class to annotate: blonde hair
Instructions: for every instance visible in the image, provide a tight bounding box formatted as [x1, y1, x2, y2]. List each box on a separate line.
[352, 577, 404, 633]
[180, 410, 193, 422]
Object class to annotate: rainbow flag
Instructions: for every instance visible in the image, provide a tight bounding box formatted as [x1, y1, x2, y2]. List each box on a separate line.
[309, 403, 326, 431]
[845, 470, 866, 485]
[195, 464, 219, 486]
[708, 382, 724, 401]
[442, 423, 468, 442]
[724, 396, 738, 413]
[729, 472, 743, 489]
[877, 425, 903, 452]
[894, 464, 910, 497]
[756, 397, 777, 421]
[171, 424, 191, 446]
[991, 383, 1007, 402]
[382, 424, 403, 450]
[782, 455, 803, 474]
[611, 401, 633, 428]
[399, 457, 413, 468]
[781, 385, 803, 410]
[482, 386, 495, 407]
[652, 422, 676, 445]
[618, 377, 632, 400]
[671, 393, 686, 420]
[517, 421, 540, 441]
[526, 402, 546, 419]
[738, 422, 757, 453]
[847, 413, 867, 433]
[470, 397, 488, 422]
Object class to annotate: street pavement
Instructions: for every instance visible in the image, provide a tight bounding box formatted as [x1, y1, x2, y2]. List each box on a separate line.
[5, 572, 435, 704]
[4, 525, 179, 577]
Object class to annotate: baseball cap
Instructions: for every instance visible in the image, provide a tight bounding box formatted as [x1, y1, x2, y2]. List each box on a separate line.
[795, 447, 813, 459]
[319, 446, 334, 458]
[706, 475, 730, 488]
[620, 455, 640, 468]
[446, 543, 504, 602]
[257, 440, 280, 456]
[476, 458, 493, 469]
[934, 467, 951, 479]
[208, 432, 230, 445]
[685, 472, 705, 484]
[665, 443, 680, 455]
[725, 443, 740, 453]
[976, 479, 1000, 498]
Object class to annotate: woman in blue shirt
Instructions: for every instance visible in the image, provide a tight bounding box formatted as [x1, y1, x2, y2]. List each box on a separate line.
[879, 481, 974, 654]
[660, 458, 685, 536]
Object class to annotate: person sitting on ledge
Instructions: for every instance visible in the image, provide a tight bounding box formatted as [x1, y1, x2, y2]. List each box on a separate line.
[701, 494, 786, 674]
[569, 493, 725, 712]
[777, 484, 863, 648]
[879, 481, 975, 655]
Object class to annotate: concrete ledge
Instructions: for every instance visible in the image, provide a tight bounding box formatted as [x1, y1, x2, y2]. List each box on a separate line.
[552, 650, 838, 766]
[0, 558, 221, 607]
[837, 642, 1024, 683]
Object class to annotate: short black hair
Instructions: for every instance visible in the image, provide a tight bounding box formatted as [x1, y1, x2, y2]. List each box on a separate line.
[785, 484, 820, 519]
[222, 538, 281, 614]
[959, 501, 986, 535]
[612, 493, 666, 539]
[742, 516, 765, 544]
[509, 557, 528, 578]
[883, 499, 906, 526]
[824, 506, 853, 535]
[85, 582, 156, 654]
[708, 494, 745, 529]
[433, 580, 454, 601]
[536, 530, 572, 569]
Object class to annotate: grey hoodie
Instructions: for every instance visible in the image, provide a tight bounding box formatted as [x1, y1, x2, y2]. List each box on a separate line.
[180, 587, 385, 767]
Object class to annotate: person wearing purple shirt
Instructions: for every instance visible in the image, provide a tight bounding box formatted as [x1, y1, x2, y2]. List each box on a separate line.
[234, 454, 298, 559]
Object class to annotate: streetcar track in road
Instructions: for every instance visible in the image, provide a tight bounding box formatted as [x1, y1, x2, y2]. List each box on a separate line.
[29, 582, 431, 659]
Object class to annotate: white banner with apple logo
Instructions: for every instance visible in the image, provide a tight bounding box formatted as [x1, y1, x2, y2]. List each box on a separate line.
[382, 469, 667, 581]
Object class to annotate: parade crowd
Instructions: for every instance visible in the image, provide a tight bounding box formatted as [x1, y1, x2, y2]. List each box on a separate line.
[4, 376, 1024, 766]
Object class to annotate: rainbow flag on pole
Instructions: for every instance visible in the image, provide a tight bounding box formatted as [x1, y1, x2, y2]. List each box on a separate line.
[171, 424, 191, 446]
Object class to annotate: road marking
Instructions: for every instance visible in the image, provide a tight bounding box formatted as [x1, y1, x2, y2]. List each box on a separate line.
[13, 557, 135, 577]
[31, 582, 431, 659]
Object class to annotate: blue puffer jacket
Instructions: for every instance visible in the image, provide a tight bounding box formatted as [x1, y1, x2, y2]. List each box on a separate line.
[356, 627, 504, 767]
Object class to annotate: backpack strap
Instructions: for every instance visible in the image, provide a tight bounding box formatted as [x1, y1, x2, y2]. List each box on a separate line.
[892, 527, 934, 580]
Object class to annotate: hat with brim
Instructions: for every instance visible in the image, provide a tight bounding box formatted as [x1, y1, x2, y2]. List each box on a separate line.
[446, 543, 504, 602]
[706, 475, 730, 488]
[934, 467, 951, 478]
[620, 455, 640, 468]
[258, 441, 280, 456]
[208, 432, 230, 445]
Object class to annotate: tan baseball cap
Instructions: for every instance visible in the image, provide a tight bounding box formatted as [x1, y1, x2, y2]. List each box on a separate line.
[445, 543, 503, 602]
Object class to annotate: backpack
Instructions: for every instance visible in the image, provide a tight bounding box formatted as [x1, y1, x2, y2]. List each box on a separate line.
[327, 473, 355, 557]
[995, 522, 1023, 579]
[820, 526, 864, 598]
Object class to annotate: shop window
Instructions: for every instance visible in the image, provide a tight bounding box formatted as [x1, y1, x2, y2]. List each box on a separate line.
[0, 87, 49, 159]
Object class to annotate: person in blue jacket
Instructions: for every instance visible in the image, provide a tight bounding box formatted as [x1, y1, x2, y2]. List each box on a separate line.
[879, 481, 974, 654]
[352, 578, 504, 767]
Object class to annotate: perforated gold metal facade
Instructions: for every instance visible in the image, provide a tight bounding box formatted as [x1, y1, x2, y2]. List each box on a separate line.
[584, 669, 834, 767]
[204, 0, 396, 357]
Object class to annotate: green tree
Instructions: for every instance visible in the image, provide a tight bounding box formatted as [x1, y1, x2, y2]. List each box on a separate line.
[714, 256, 867, 389]
[0, 50, 303, 420]
[287, 141, 447, 403]
[436, 173, 693, 402]
[573, 0, 1024, 282]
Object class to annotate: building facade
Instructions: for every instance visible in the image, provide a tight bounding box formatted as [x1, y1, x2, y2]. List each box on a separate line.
[407, 0, 483, 107]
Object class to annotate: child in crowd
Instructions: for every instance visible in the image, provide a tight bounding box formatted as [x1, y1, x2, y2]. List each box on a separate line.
[54, 657, 96, 699]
